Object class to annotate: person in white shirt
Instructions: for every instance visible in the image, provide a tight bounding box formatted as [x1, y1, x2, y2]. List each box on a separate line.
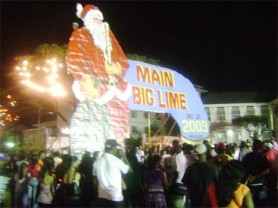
[168, 140, 188, 208]
[135, 146, 145, 164]
[171, 140, 188, 184]
[161, 149, 171, 161]
[238, 141, 251, 161]
[93, 139, 131, 207]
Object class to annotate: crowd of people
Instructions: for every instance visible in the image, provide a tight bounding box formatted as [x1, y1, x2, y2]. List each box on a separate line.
[2, 137, 278, 208]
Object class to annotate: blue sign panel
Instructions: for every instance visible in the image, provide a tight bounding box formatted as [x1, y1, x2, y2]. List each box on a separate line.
[125, 60, 209, 141]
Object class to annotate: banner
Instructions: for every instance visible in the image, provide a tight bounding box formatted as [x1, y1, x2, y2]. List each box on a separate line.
[125, 60, 209, 141]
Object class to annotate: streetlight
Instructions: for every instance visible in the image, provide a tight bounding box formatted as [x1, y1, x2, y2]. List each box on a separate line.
[0, 94, 19, 127]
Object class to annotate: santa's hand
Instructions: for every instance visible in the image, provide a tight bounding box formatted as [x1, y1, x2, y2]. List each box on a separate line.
[105, 61, 122, 75]
[79, 75, 100, 100]
[95, 87, 116, 104]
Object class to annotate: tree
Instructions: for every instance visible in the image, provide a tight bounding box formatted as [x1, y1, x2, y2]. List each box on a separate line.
[126, 53, 161, 65]
[20, 137, 46, 154]
[12, 43, 72, 92]
[232, 115, 270, 139]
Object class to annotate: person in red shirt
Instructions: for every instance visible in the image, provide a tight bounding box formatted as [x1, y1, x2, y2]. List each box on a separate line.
[264, 142, 278, 206]
[27, 154, 40, 178]
[27, 154, 41, 207]
[264, 142, 278, 172]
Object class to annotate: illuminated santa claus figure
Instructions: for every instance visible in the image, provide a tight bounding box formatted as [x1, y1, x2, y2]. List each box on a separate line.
[66, 3, 131, 155]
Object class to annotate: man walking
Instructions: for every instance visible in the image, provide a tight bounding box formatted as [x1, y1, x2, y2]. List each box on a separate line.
[93, 139, 131, 207]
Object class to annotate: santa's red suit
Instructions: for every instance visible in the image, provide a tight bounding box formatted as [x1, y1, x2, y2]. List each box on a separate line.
[66, 26, 130, 144]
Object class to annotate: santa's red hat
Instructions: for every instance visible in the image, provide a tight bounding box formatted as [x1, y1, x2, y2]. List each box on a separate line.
[81, 4, 100, 18]
[76, 3, 103, 20]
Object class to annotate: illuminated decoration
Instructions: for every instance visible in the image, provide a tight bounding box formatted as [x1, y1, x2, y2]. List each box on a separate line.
[67, 3, 130, 156]
[15, 58, 66, 97]
[67, 3, 208, 157]
[0, 95, 19, 126]
[125, 60, 209, 141]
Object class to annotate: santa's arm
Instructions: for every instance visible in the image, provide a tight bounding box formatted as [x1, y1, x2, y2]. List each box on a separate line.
[72, 80, 85, 102]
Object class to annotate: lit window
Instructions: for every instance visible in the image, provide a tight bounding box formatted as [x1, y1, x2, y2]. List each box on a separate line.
[131, 111, 137, 118]
[261, 105, 269, 116]
[218, 131, 226, 140]
[217, 107, 226, 121]
[205, 107, 211, 121]
[232, 106, 240, 120]
[131, 126, 137, 132]
[246, 106, 255, 115]
[234, 131, 242, 140]
[144, 112, 148, 119]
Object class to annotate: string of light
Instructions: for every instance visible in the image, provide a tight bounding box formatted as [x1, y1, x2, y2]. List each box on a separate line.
[0, 95, 19, 126]
[15, 58, 67, 97]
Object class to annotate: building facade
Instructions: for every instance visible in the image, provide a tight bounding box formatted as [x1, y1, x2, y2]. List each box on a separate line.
[22, 90, 277, 152]
[202, 92, 276, 144]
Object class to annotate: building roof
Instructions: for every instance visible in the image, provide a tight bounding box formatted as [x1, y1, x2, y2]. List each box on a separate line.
[201, 92, 276, 104]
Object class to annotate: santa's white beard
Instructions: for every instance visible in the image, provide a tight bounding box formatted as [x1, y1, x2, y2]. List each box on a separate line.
[85, 21, 111, 57]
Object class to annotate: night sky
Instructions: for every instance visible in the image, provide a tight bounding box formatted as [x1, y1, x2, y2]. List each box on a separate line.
[1, 0, 277, 94]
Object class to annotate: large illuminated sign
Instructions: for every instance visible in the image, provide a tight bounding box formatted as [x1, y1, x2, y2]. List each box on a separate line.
[66, 3, 209, 157]
[125, 60, 209, 141]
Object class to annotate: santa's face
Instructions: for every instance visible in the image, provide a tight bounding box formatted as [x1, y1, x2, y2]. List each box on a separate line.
[83, 10, 111, 62]
[84, 19, 103, 35]
[84, 10, 104, 29]
[85, 20, 107, 52]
